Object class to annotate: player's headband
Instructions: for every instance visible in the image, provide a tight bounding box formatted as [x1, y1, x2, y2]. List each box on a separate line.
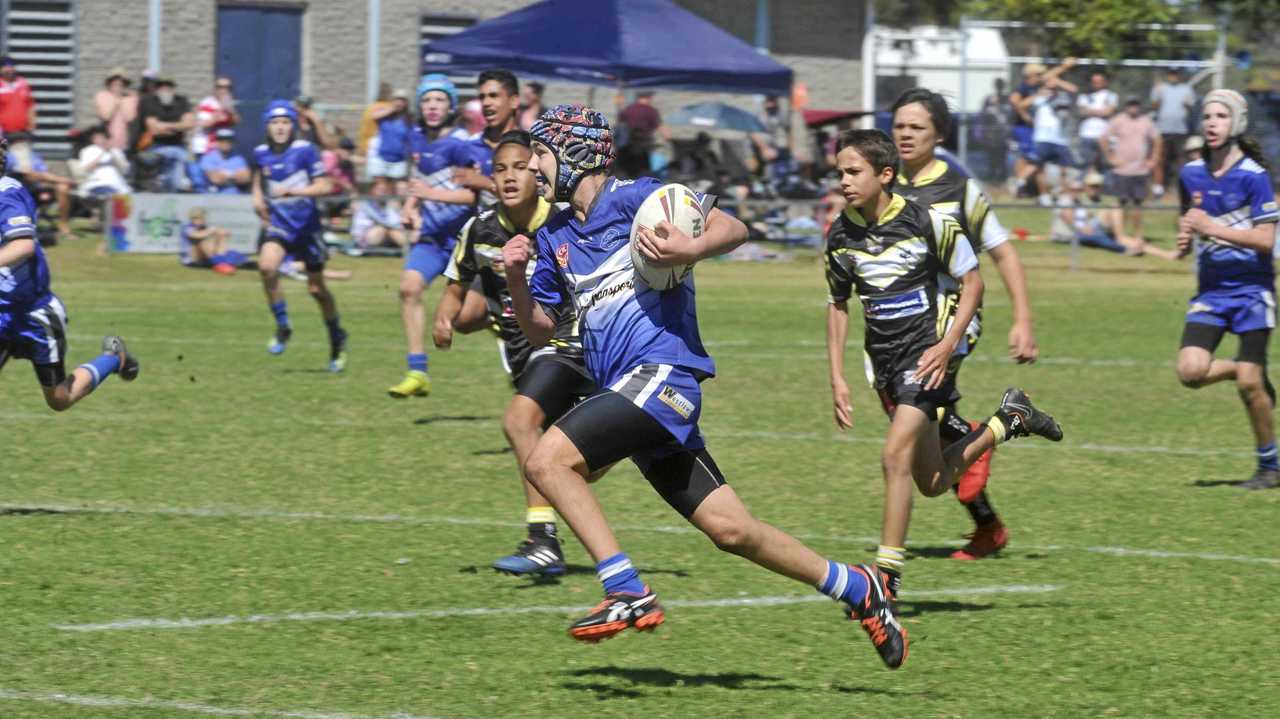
[528, 104, 614, 202]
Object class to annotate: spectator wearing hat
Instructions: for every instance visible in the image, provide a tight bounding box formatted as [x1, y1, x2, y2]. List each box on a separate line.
[137, 76, 195, 191]
[191, 76, 240, 157]
[1008, 57, 1076, 197]
[1076, 70, 1117, 173]
[1101, 96, 1162, 241]
[0, 55, 37, 172]
[366, 88, 413, 192]
[1050, 172, 1177, 260]
[196, 128, 250, 194]
[93, 67, 137, 151]
[294, 95, 333, 149]
[1150, 67, 1197, 196]
[1183, 134, 1205, 164]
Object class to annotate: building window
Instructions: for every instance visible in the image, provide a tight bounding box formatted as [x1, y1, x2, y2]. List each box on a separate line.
[1, 0, 76, 158]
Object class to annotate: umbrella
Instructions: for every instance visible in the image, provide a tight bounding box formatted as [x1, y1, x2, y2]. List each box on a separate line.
[667, 102, 767, 134]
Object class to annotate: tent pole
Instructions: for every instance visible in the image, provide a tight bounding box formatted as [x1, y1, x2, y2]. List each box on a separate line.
[861, 0, 876, 129]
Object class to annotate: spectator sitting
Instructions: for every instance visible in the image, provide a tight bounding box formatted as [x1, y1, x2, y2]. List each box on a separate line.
[351, 189, 408, 250]
[78, 125, 132, 196]
[518, 81, 545, 131]
[191, 76, 240, 157]
[1076, 70, 1118, 172]
[10, 148, 76, 242]
[294, 95, 333, 149]
[1184, 134, 1205, 164]
[0, 54, 37, 171]
[1150, 67, 1197, 197]
[180, 207, 239, 274]
[137, 76, 195, 191]
[366, 88, 412, 192]
[1101, 96, 1161, 243]
[93, 67, 137, 151]
[1051, 173, 1177, 259]
[197, 128, 250, 194]
[324, 136, 359, 196]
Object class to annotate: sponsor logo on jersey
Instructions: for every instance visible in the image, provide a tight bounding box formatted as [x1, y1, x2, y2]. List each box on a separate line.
[1187, 301, 1214, 315]
[901, 369, 921, 387]
[556, 243, 570, 268]
[657, 385, 695, 419]
[7, 215, 31, 226]
[599, 227, 626, 249]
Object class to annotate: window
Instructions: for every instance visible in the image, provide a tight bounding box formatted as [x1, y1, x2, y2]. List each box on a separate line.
[1, 0, 76, 158]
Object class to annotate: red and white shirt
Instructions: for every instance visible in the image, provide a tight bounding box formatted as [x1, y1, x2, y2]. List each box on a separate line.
[190, 94, 235, 155]
[0, 75, 35, 134]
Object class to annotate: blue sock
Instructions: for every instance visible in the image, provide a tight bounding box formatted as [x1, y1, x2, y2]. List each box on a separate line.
[325, 316, 343, 343]
[270, 301, 289, 329]
[1258, 442, 1278, 471]
[816, 559, 869, 607]
[596, 552, 646, 595]
[78, 353, 121, 390]
[407, 353, 428, 373]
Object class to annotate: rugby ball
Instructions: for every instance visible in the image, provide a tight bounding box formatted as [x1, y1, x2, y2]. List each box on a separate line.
[629, 183, 709, 291]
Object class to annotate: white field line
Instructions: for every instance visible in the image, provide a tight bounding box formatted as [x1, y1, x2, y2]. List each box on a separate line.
[6, 502, 1279, 567]
[0, 688, 444, 719]
[51, 584, 1063, 633]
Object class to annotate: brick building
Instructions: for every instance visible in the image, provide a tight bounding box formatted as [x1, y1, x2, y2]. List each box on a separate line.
[0, 0, 866, 157]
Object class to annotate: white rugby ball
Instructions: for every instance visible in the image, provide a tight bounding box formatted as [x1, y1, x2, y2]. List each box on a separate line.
[629, 183, 708, 291]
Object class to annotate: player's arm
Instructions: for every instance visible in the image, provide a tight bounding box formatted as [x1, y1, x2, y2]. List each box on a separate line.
[917, 215, 983, 390]
[824, 246, 855, 430]
[250, 168, 269, 222]
[279, 151, 333, 198]
[432, 281, 467, 349]
[635, 207, 748, 266]
[407, 178, 477, 205]
[0, 237, 36, 269]
[974, 180, 1036, 362]
[228, 161, 252, 186]
[1182, 176, 1279, 253]
[503, 234, 557, 347]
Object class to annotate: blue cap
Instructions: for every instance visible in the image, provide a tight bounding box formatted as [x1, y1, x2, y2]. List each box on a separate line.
[261, 99, 298, 128]
[416, 73, 458, 109]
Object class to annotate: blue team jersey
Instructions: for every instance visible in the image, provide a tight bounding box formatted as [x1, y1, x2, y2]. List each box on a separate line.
[1180, 157, 1280, 292]
[408, 129, 494, 242]
[0, 176, 50, 311]
[377, 117, 412, 162]
[529, 177, 716, 387]
[253, 140, 326, 241]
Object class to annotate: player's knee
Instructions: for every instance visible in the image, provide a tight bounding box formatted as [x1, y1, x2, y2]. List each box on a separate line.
[259, 265, 278, 281]
[43, 393, 70, 412]
[1175, 360, 1208, 388]
[307, 282, 329, 301]
[399, 278, 422, 302]
[1237, 374, 1264, 397]
[703, 516, 754, 555]
[880, 446, 912, 479]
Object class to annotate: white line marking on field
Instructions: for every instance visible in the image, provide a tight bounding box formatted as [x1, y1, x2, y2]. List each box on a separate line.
[0, 688, 444, 719]
[51, 584, 1063, 633]
[7, 502, 1278, 567]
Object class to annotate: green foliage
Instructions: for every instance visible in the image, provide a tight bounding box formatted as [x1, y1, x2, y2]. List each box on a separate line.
[964, 0, 1182, 57]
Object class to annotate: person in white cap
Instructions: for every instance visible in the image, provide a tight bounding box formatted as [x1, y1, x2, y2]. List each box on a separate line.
[1174, 88, 1280, 489]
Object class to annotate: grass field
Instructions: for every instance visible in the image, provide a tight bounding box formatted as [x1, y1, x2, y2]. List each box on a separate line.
[3, 208, 1279, 718]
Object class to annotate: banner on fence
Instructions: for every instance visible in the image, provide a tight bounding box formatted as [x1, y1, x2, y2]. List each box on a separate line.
[108, 194, 261, 254]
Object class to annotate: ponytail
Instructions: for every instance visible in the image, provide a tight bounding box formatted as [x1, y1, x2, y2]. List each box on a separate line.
[1236, 135, 1271, 174]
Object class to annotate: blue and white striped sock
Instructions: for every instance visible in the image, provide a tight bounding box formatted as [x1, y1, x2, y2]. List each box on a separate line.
[816, 559, 869, 607]
[1258, 442, 1278, 471]
[78, 353, 121, 391]
[596, 552, 646, 595]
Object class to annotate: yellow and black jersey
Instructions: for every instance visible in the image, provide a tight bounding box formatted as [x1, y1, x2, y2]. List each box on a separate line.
[825, 193, 978, 391]
[444, 198, 583, 376]
[896, 159, 1008, 257]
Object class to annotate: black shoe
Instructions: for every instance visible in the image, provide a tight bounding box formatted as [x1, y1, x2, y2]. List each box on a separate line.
[844, 564, 908, 670]
[997, 388, 1063, 441]
[568, 586, 664, 642]
[1239, 469, 1280, 490]
[492, 536, 566, 576]
[101, 336, 139, 382]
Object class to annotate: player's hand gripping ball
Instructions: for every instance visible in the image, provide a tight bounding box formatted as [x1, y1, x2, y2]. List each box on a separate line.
[629, 183, 709, 291]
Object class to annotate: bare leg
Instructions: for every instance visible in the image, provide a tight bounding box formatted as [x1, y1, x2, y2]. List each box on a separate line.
[258, 241, 286, 307]
[880, 406, 927, 550]
[685, 484, 828, 585]
[1236, 361, 1275, 447]
[213, 229, 229, 256]
[503, 395, 555, 512]
[523, 427, 622, 562]
[41, 367, 100, 412]
[306, 271, 338, 321]
[399, 270, 427, 356]
[55, 183, 73, 236]
[1177, 346, 1236, 389]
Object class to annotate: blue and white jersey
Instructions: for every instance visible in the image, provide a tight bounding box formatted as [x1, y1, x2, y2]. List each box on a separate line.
[529, 177, 716, 388]
[1180, 157, 1280, 292]
[0, 176, 50, 311]
[408, 129, 494, 243]
[253, 140, 326, 241]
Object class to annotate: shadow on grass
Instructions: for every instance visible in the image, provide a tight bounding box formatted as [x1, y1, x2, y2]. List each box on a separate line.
[280, 368, 335, 374]
[472, 446, 514, 456]
[1192, 479, 1253, 488]
[456, 564, 690, 586]
[0, 506, 71, 517]
[413, 415, 495, 425]
[563, 666, 932, 698]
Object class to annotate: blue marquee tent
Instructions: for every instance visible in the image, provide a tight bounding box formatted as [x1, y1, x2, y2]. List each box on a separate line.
[421, 0, 793, 96]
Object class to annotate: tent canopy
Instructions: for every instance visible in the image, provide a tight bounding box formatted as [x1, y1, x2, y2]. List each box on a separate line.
[422, 0, 793, 96]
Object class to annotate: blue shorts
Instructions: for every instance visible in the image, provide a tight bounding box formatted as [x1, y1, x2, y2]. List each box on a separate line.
[1012, 126, 1034, 158]
[0, 295, 69, 385]
[1187, 288, 1277, 335]
[261, 231, 327, 271]
[607, 364, 705, 452]
[404, 240, 454, 284]
[1031, 142, 1077, 168]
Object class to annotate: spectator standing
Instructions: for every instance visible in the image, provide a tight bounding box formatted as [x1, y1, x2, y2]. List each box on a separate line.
[191, 76, 240, 157]
[294, 95, 333, 149]
[137, 76, 195, 191]
[518, 81, 545, 131]
[1028, 76, 1079, 205]
[366, 88, 412, 191]
[1009, 58, 1076, 197]
[0, 55, 37, 172]
[356, 83, 393, 156]
[1101, 97, 1161, 242]
[617, 91, 666, 178]
[78, 125, 132, 196]
[93, 67, 137, 151]
[1076, 71, 1118, 172]
[1150, 67, 1196, 197]
[197, 128, 250, 194]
